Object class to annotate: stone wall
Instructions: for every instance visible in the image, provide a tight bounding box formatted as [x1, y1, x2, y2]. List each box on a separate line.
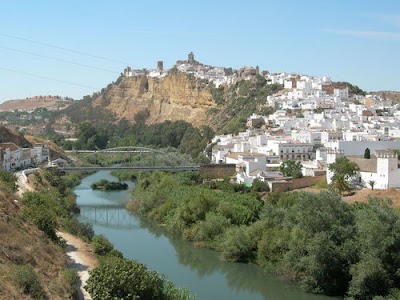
[269, 175, 326, 192]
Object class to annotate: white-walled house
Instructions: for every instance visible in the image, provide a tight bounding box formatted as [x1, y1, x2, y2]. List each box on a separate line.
[326, 148, 400, 189]
[0, 143, 22, 170]
[267, 139, 314, 160]
[349, 151, 400, 189]
[225, 152, 267, 186]
[31, 143, 50, 164]
[0, 142, 51, 171]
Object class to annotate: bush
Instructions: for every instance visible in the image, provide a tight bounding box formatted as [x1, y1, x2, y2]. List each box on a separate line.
[85, 258, 164, 300]
[92, 235, 114, 256]
[251, 179, 270, 192]
[0, 170, 17, 192]
[63, 268, 79, 291]
[61, 218, 94, 241]
[12, 264, 44, 298]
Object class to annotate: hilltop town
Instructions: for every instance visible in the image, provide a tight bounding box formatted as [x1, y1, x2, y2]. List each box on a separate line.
[1, 52, 400, 194]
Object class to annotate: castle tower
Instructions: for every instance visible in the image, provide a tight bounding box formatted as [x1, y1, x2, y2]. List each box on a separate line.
[376, 150, 398, 179]
[326, 148, 345, 184]
[188, 52, 194, 64]
[157, 61, 164, 71]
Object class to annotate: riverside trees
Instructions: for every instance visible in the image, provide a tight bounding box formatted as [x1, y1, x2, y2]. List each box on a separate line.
[129, 171, 400, 299]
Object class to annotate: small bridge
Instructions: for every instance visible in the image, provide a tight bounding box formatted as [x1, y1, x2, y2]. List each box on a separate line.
[60, 146, 199, 172]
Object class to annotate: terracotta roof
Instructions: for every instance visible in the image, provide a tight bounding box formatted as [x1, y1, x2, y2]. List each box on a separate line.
[0, 142, 19, 151]
[347, 156, 377, 173]
[362, 110, 374, 116]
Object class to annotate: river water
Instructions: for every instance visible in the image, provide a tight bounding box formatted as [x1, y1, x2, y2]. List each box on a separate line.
[75, 171, 339, 300]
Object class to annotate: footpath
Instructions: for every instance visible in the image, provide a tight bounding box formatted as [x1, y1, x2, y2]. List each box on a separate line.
[16, 170, 96, 300]
[57, 231, 97, 300]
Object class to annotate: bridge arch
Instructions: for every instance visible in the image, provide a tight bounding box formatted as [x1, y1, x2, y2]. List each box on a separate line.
[62, 146, 199, 171]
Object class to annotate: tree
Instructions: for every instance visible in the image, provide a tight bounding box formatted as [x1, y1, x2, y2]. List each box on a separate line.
[280, 160, 303, 178]
[328, 157, 360, 193]
[0, 170, 17, 192]
[369, 180, 376, 190]
[85, 258, 163, 300]
[364, 148, 371, 159]
[251, 178, 270, 192]
[91, 235, 114, 256]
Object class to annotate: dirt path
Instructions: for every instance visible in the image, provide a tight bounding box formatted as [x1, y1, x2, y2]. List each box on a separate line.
[57, 231, 97, 300]
[15, 170, 97, 299]
[15, 170, 34, 197]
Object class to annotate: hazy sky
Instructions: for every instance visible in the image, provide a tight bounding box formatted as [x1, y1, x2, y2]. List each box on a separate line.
[1, 0, 399, 102]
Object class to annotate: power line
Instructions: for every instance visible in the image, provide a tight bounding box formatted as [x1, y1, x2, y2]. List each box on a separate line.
[0, 66, 99, 90]
[0, 46, 120, 74]
[0, 32, 143, 68]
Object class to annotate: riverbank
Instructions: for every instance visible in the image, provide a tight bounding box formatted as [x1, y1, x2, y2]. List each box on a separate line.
[16, 169, 98, 300]
[128, 171, 400, 299]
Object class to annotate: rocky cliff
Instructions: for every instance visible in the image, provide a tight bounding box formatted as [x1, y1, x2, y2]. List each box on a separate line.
[0, 125, 32, 148]
[92, 73, 215, 127]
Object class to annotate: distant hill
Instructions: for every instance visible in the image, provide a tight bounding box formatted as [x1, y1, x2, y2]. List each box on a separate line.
[370, 91, 400, 105]
[52, 72, 282, 134]
[0, 97, 74, 112]
[48, 55, 399, 134]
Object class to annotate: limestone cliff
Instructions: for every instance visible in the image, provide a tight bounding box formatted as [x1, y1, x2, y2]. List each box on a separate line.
[92, 73, 215, 127]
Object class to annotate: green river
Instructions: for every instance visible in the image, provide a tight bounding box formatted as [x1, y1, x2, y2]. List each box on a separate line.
[75, 171, 340, 300]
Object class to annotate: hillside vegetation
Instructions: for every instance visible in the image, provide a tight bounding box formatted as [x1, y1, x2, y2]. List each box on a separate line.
[128, 171, 400, 299]
[0, 170, 78, 299]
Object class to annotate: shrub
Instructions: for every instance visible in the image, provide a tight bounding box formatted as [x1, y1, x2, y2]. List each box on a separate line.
[85, 258, 163, 300]
[63, 268, 79, 291]
[12, 264, 44, 298]
[61, 218, 94, 241]
[0, 170, 17, 192]
[92, 235, 114, 256]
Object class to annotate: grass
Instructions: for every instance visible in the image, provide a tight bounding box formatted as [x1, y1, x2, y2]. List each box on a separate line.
[0, 187, 77, 299]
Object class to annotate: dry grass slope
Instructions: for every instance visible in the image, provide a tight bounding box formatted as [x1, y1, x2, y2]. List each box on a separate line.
[0, 189, 76, 299]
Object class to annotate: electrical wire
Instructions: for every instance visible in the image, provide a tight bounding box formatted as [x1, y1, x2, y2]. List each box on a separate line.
[0, 66, 98, 90]
[0, 46, 120, 74]
[0, 32, 143, 68]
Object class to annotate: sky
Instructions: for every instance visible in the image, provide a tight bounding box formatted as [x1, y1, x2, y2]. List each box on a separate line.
[1, 0, 399, 102]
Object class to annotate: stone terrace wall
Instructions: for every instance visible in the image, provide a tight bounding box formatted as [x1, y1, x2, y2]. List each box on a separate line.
[270, 175, 326, 192]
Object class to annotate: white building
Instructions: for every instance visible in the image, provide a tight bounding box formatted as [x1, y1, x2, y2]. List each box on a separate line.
[225, 152, 267, 186]
[326, 148, 400, 190]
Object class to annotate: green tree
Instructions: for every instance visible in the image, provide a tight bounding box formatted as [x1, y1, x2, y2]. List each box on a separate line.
[91, 235, 114, 256]
[85, 258, 163, 300]
[328, 157, 360, 193]
[364, 148, 371, 159]
[251, 178, 270, 192]
[0, 170, 17, 192]
[280, 160, 303, 178]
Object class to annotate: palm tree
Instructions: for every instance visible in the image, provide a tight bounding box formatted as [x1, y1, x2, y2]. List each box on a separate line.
[368, 180, 376, 190]
[331, 174, 350, 194]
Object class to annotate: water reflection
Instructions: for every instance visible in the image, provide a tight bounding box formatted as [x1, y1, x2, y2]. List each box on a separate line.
[133, 215, 338, 300]
[75, 171, 339, 300]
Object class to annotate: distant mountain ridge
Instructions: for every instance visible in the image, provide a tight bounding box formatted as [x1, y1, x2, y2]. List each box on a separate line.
[0, 97, 74, 112]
